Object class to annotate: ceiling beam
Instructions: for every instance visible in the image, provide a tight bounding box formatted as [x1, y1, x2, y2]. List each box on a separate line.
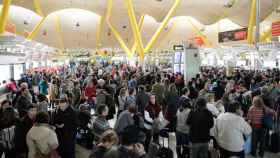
[0, 0, 12, 34]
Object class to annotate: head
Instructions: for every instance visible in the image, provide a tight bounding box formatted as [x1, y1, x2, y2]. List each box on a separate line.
[119, 88, 127, 97]
[128, 88, 135, 96]
[252, 96, 265, 107]
[26, 105, 38, 120]
[128, 104, 137, 114]
[227, 101, 242, 114]
[1, 100, 11, 110]
[37, 94, 47, 102]
[138, 85, 145, 92]
[169, 84, 177, 94]
[97, 104, 109, 117]
[196, 97, 207, 110]
[58, 94, 69, 110]
[99, 130, 119, 147]
[0, 107, 18, 125]
[35, 112, 50, 124]
[182, 87, 189, 96]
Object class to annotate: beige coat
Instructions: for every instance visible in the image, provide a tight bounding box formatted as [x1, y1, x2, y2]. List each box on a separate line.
[26, 124, 59, 158]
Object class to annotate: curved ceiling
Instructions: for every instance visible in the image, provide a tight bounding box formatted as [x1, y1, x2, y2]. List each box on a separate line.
[0, 0, 279, 51]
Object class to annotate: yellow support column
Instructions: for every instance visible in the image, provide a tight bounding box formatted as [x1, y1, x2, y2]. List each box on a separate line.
[106, 0, 133, 58]
[125, 0, 145, 60]
[247, 0, 256, 44]
[131, 15, 145, 55]
[260, 29, 272, 42]
[144, 0, 181, 53]
[27, 17, 46, 40]
[0, 0, 12, 34]
[33, 0, 44, 17]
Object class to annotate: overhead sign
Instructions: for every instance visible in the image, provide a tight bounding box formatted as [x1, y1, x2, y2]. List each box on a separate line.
[173, 45, 184, 51]
[218, 28, 247, 43]
[272, 21, 280, 37]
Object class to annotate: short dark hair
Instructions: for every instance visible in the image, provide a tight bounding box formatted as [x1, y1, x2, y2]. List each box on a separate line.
[128, 88, 135, 95]
[97, 104, 107, 115]
[182, 87, 189, 95]
[228, 101, 241, 113]
[35, 112, 50, 124]
[196, 97, 207, 109]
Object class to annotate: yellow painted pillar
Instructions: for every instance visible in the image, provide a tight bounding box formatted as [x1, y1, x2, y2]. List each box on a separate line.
[144, 0, 181, 53]
[260, 29, 272, 42]
[106, 0, 133, 58]
[247, 0, 256, 44]
[27, 17, 46, 40]
[131, 15, 145, 55]
[0, 0, 12, 34]
[33, 0, 44, 17]
[125, 0, 145, 60]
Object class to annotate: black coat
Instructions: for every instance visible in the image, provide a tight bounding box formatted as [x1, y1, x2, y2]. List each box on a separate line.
[14, 116, 33, 156]
[187, 108, 214, 143]
[136, 91, 149, 114]
[53, 106, 78, 147]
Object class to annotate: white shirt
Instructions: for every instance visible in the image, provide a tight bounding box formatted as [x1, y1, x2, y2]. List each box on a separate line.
[214, 113, 252, 152]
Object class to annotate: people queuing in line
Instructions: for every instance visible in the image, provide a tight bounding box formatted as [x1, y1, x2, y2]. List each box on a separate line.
[0, 63, 279, 158]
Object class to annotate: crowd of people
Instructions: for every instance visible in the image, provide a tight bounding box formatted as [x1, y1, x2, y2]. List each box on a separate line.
[0, 62, 279, 158]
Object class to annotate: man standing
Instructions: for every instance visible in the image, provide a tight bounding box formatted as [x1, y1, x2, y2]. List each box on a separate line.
[187, 97, 214, 158]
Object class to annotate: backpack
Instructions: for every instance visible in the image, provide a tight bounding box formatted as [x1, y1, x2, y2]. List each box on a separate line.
[0, 125, 15, 150]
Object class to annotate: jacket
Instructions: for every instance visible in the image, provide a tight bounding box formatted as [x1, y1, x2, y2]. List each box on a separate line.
[136, 91, 149, 114]
[26, 124, 59, 158]
[53, 106, 78, 147]
[15, 116, 34, 156]
[187, 108, 214, 143]
[114, 111, 134, 134]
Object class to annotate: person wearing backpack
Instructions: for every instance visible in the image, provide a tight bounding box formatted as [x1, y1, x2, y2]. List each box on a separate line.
[0, 107, 18, 158]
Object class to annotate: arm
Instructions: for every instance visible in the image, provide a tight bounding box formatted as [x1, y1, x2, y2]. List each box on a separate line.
[186, 111, 193, 125]
[241, 118, 252, 136]
[144, 111, 154, 124]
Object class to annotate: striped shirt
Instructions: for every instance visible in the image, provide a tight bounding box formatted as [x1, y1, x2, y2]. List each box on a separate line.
[247, 106, 274, 129]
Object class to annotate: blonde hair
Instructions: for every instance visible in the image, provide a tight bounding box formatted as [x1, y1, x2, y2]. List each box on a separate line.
[99, 130, 119, 145]
[252, 96, 264, 107]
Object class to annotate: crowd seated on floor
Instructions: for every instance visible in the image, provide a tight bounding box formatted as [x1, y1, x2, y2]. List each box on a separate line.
[0, 63, 279, 158]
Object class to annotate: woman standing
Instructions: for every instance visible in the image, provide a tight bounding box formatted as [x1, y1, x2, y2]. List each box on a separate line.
[143, 94, 162, 150]
[117, 88, 127, 117]
[247, 96, 275, 158]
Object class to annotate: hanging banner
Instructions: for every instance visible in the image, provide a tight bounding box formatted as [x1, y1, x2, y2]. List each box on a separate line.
[219, 28, 248, 43]
[272, 21, 280, 37]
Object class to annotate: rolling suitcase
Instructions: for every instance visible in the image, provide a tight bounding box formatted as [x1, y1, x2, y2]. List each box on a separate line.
[157, 128, 174, 158]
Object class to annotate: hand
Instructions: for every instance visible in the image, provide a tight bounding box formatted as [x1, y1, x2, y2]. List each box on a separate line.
[133, 143, 145, 156]
[56, 124, 64, 128]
